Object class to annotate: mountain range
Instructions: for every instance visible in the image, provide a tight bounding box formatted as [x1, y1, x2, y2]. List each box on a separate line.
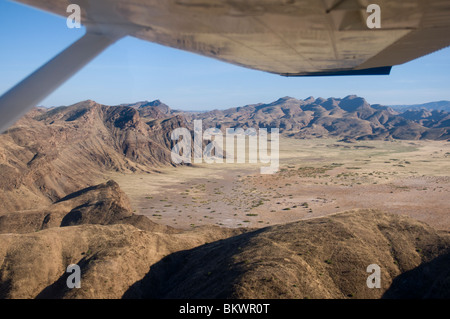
[2, 95, 449, 214]
[0, 96, 449, 299]
[188, 95, 450, 140]
[389, 100, 450, 113]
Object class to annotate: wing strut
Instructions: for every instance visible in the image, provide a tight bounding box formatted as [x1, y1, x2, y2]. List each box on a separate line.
[0, 29, 123, 133]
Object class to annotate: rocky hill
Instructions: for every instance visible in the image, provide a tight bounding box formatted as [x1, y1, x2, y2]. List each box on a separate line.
[0, 209, 448, 299]
[123, 209, 450, 299]
[0, 178, 246, 299]
[0, 180, 176, 235]
[0, 100, 187, 213]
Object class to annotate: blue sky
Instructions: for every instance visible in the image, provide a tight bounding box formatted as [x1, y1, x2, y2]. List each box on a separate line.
[1, 0, 449, 111]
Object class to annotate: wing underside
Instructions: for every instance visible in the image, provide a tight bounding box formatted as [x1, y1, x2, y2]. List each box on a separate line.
[13, 0, 450, 75]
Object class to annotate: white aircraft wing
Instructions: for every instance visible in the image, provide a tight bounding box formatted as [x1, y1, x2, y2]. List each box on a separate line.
[1, 0, 449, 132]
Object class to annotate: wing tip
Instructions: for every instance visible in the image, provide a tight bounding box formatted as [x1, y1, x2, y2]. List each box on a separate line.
[280, 66, 392, 77]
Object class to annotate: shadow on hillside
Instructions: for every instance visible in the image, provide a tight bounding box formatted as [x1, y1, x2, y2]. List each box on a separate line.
[35, 256, 91, 299]
[122, 228, 266, 299]
[382, 251, 450, 299]
[54, 185, 100, 203]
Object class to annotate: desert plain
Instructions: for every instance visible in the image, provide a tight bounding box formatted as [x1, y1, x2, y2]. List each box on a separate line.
[109, 137, 450, 231]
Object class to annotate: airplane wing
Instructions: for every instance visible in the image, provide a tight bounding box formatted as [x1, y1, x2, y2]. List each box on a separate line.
[1, 0, 450, 132]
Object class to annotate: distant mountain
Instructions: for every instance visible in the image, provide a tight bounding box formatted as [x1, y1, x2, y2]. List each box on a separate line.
[189, 95, 450, 141]
[118, 99, 172, 119]
[389, 101, 450, 112]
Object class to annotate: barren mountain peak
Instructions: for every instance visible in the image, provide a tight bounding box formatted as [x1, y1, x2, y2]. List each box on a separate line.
[72, 99, 99, 107]
[149, 99, 162, 105]
[314, 97, 326, 104]
[276, 96, 297, 102]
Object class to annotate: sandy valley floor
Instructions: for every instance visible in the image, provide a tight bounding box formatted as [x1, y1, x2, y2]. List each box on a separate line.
[105, 138, 450, 231]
